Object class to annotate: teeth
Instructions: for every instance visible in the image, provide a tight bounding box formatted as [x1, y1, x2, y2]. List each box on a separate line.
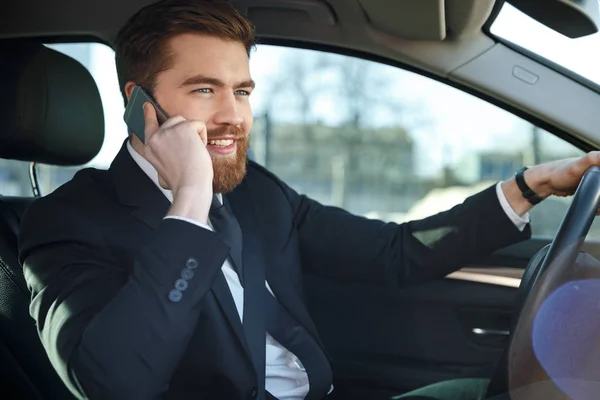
[208, 139, 234, 147]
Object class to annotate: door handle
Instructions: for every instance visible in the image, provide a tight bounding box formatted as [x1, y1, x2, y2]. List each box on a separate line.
[472, 328, 510, 336]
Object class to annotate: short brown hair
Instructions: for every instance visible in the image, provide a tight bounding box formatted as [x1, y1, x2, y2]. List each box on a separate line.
[114, 0, 255, 105]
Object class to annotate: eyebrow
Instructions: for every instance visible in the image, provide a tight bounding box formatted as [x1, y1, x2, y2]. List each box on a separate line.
[179, 74, 255, 89]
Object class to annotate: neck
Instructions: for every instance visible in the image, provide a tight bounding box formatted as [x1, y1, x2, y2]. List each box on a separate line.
[129, 135, 145, 157]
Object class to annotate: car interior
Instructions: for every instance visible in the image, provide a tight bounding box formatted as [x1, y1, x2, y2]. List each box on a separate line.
[2, 0, 600, 399]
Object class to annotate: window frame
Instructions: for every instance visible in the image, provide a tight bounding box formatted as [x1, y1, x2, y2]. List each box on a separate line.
[481, 2, 600, 96]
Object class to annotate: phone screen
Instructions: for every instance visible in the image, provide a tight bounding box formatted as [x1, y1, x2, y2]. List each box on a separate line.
[123, 86, 169, 144]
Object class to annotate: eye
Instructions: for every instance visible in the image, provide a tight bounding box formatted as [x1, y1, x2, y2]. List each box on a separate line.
[193, 88, 213, 94]
[235, 89, 251, 96]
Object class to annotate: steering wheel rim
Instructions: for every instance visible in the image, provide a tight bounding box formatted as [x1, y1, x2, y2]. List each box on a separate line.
[497, 165, 600, 397]
[517, 166, 600, 306]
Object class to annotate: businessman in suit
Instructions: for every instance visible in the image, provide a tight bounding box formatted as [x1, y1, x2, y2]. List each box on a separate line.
[17, 0, 600, 399]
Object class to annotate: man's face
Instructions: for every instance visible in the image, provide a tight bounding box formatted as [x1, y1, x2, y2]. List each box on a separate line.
[152, 34, 254, 194]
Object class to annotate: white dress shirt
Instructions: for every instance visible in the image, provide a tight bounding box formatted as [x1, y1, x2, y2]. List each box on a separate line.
[126, 141, 529, 399]
[127, 142, 311, 399]
[496, 181, 530, 231]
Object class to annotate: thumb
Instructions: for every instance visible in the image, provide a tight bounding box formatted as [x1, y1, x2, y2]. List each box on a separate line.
[198, 123, 208, 146]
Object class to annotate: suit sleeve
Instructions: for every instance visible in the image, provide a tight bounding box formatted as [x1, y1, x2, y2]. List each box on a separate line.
[277, 177, 531, 287]
[18, 197, 230, 400]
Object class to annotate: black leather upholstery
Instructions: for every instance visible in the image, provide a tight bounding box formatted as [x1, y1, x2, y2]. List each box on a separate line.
[0, 41, 104, 398]
[0, 196, 76, 399]
[0, 39, 104, 165]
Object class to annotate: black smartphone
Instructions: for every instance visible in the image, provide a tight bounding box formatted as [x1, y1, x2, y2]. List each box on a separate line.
[123, 85, 169, 144]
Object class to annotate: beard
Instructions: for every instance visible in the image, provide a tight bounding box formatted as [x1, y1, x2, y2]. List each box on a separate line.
[208, 125, 250, 194]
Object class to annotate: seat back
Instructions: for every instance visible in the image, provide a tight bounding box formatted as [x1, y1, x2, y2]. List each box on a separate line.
[0, 40, 104, 398]
[0, 197, 77, 399]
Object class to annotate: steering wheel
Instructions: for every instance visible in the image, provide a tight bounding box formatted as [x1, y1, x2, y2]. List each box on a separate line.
[498, 165, 600, 397]
[516, 166, 600, 315]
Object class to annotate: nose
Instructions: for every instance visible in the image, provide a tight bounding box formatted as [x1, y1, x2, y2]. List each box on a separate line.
[213, 92, 243, 126]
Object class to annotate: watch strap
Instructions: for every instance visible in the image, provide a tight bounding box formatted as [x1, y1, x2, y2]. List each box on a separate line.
[515, 166, 543, 205]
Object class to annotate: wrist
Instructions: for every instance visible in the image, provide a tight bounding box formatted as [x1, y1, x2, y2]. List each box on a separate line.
[172, 184, 212, 200]
[169, 185, 212, 224]
[500, 165, 554, 217]
[501, 178, 531, 216]
[523, 165, 553, 199]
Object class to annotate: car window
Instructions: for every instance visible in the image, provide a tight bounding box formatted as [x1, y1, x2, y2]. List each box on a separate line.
[247, 45, 598, 240]
[5, 42, 597, 241]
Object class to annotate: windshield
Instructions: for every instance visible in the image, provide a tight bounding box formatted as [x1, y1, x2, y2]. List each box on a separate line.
[491, 2, 600, 85]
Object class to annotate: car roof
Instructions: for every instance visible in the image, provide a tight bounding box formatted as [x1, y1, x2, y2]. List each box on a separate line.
[2, 0, 494, 73]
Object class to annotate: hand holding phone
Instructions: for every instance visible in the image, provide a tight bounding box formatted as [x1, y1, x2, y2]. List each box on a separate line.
[123, 84, 212, 209]
[142, 101, 213, 222]
[123, 85, 169, 144]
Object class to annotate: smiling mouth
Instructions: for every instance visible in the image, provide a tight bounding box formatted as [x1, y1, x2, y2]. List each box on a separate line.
[207, 139, 234, 147]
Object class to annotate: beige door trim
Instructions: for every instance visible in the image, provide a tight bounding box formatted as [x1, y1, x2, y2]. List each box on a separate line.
[446, 266, 523, 288]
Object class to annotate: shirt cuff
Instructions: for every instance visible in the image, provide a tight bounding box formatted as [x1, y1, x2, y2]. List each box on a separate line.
[496, 182, 530, 232]
[164, 216, 213, 231]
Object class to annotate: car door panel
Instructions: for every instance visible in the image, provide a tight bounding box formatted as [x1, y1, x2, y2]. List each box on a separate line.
[303, 238, 556, 399]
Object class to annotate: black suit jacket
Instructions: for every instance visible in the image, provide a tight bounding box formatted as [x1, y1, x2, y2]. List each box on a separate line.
[18, 141, 530, 400]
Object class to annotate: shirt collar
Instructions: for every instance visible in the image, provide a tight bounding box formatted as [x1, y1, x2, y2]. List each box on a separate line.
[126, 139, 222, 204]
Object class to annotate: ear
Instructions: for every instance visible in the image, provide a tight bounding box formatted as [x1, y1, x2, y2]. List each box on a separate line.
[124, 81, 137, 102]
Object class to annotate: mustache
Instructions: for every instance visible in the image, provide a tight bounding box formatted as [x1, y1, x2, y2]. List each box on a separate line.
[207, 125, 246, 140]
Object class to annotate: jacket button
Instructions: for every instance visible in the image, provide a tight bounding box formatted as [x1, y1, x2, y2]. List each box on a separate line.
[181, 268, 194, 280]
[168, 289, 182, 303]
[174, 278, 188, 291]
[249, 387, 257, 399]
[186, 257, 199, 269]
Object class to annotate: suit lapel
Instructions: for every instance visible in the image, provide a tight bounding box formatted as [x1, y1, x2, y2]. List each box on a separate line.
[210, 195, 254, 360]
[210, 273, 251, 356]
[227, 179, 322, 345]
[226, 180, 265, 298]
[265, 265, 321, 343]
[109, 139, 170, 230]
[221, 196, 244, 279]
[227, 180, 268, 384]
[109, 140, 253, 361]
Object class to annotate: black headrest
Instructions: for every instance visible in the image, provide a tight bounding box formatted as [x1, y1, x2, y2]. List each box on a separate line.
[0, 40, 104, 166]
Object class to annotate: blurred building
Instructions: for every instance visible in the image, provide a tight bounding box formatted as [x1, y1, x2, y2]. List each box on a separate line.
[453, 151, 525, 185]
[251, 116, 422, 214]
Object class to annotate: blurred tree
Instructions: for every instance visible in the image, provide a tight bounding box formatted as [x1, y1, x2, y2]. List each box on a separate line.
[257, 48, 426, 209]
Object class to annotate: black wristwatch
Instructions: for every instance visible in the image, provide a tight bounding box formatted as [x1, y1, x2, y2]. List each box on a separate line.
[515, 166, 544, 205]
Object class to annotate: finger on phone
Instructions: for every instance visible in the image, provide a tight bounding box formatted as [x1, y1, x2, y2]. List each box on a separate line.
[194, 121, 208, 146]
[143, 102, 160, 140]
[161, 115, 187, 129]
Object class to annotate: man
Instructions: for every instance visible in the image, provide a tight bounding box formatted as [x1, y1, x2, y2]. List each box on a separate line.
[17, 0, 600, 399]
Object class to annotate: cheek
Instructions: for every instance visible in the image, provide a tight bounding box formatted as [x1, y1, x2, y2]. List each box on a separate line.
[154, 87, 207, 120]
[183, 106, 213, 122]
[241, 104, 253, 133]
[155, 92, 198, 119]
[177, 98, 215, 122]
[244, 117, 253, 134]
[242, 120, 253, 137]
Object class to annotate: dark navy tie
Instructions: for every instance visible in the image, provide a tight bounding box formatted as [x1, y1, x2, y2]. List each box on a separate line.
[209, 195, 332, 400]
[209, 194, 265, 399]
[209, 195, 244, 285]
